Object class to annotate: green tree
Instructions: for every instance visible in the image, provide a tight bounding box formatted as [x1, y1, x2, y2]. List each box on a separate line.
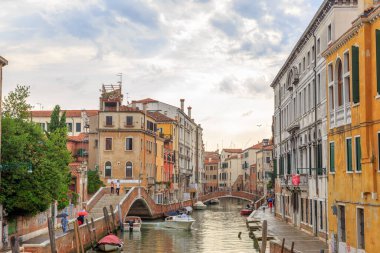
[87, 170, 104, 195]
[3, 85, 32, 119]
[49, 105, 66, 132]
[0, 88, 72, 216]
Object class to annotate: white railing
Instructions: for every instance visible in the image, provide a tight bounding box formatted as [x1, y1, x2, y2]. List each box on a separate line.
[336, 105, 345, 126]
[346, 103, 351, 124]
[330, 111, 335, 128]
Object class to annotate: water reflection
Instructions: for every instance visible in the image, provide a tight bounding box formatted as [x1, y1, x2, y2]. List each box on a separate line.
[121, 198, 254, 253]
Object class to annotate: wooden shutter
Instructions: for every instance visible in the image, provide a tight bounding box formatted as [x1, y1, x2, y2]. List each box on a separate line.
[352, 46, 360, 103]
[347, 139, 352, 171]
[356, 137, 361, 171]
[330, 143, 335, 173]
[377, 30, 380, 94]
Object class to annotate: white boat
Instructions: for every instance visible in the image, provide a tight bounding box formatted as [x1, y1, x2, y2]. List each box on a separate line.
[193, 201, 207, 210]
[123, 216, 142, 232]
[163, 214, 195, 230]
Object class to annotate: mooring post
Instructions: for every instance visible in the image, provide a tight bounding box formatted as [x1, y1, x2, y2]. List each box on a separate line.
[103, 207, 111, 234]
[281, 238, 285, 253]
[86, 219, 94, 249]
[117, 204, 123, 231]
[91, 218, 97, 242]
[290, 241, 295, 253]
[110, 205, 116, 231]
[10, 235, 20, 253]
[260, 220, 268, 253]
[47, 217, 57, 253]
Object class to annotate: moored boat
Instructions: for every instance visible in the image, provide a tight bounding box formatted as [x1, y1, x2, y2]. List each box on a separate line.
[163, 213, 195, 230]
[123, 216, 142, 232]
[96, 234, 123, 252]
[193, 201, 207, 210]
[240, 208, 254, 216]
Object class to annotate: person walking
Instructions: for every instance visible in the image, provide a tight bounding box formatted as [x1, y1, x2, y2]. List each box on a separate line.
[116, 180, 120, 195]
[61, 215, 68, 233]
[110, 180, 115, 194]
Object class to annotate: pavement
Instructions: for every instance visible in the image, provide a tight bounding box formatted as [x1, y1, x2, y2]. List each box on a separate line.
[251, 208, 328, 253]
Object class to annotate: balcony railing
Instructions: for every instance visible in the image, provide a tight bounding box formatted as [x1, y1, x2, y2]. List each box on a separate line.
[296, 168, 325, 176]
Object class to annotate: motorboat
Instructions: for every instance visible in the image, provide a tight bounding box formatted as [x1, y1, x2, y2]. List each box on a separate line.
[123, 216, 142, 232]
[209, 198, 220, 205]
[96, 234, 123, 252]
[193, 201, 207, 210]
[179, 206, 193, 214]
[240, 207, 254, 216]
[163, 213, 195, 230]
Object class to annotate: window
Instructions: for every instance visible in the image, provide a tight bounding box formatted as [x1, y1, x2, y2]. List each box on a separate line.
[338, 205, 346, 242]
[105, 161, 112, 177]
[126, 137, 133, 151]
[312, 46, 315, 61]
[303, 57, 306, 71]
[355, 136, 361, 171]
[346, 138, 353, 172]
[301, 198, 304, 222]
[66, 123, 73, 132]
[328, 24, 332, 42]
[357, 208, 365, 250]
[105, 138, 112, 151]
[317, 38, 320, 55]
[95, 139, 98, 148]
[106, 116, 113, 126]
[376, 30, 380, 95]
[39, 123, 45, 131]
[310, 199, 313, 225]
[299, 62, 301, 74]
[337, 59, 343, 106]
[317, 74, 321, 103]
[352, 46, 360, 104]
[343, 51, 351, 103]
[306, 199, 309, 223]
[266, 157, 271, 163]
[307, 51, 310, 66]
[147, 120, 156, 132]
[76, 122, 81, 132]
[319, 201, 323, 230]
[126, 116, 133, 126]
[330, 142, 335, 173]
[126, 162, 133, 178]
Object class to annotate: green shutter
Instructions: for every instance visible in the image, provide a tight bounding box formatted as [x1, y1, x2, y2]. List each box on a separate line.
[273, 159, 278, 178]
[330, 143, 335, 173]
[347, 139, 353, 172]
[377, 30, 380, 94]
[352, 46, 360, 103]
[356, 137, 361, 171]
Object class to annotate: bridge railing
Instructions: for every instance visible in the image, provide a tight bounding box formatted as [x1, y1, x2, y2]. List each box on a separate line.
[85, 187, 110, 211]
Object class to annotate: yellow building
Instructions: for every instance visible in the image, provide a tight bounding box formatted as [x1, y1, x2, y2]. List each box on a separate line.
[88, 85, 165, 198]
[323, 4, 380, 252]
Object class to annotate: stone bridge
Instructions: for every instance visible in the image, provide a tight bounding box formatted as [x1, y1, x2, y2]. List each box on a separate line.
[199, 191, 259, 203]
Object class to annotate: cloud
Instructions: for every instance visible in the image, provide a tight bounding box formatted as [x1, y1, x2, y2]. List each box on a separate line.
[216, 75, 272, 98]
[210, 15, 240, 37]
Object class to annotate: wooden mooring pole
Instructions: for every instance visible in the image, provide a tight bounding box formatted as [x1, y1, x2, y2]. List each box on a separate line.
[74, 222, 84, 253]
[110, 205, 116, 231]
[10, 235, 20, 253]
[260, 220, 267, 253]
[290, 241, 295, 253]
[103, 207, 111, 234]
[47, 217, 57, 253]
[281, 238, 285, 253]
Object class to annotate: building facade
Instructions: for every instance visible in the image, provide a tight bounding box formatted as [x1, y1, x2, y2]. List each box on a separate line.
[256, 141, 273, 195]
[219, 149, 242, 190]
[271, 0, 372, 238]
[130, 98, 204, 200]
[88, 85, 164, 200]
[204, 151, 220, 193]
[323, 4, 380, 252]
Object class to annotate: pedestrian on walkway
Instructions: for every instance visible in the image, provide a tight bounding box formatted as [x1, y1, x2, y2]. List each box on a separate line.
[110, 180, 115, 194]
[267, 197, 273, 213]
[116, 180, 120, 195]
[61, 216, 68, 233]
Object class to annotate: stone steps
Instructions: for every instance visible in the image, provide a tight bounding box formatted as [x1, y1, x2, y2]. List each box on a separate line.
[88, 193, 125, 219]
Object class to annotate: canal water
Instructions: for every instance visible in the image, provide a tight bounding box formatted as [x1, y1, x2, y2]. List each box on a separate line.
[121, 198, 255, 253]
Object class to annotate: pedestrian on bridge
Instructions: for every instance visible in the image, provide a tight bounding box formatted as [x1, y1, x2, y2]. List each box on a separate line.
[110, 180, 115, 194]
[116, 180, 120, 195]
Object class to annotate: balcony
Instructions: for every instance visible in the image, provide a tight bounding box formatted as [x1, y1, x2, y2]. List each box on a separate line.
[147, 177, 155, 185]
[286, 122, 300, 134]
[330, 103, 351, 129]
[280, 174, 308, 191]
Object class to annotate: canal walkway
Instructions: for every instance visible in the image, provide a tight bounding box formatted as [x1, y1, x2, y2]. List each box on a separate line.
[251, 208, 328, 253]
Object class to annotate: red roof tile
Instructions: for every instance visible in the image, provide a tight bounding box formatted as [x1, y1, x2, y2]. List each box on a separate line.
[148, 111, 175, 122]
[223, 149, 242, 153]
[67, 133, 88, 142]
[132, 98, 158, 104]
[31, 110, 98, 117]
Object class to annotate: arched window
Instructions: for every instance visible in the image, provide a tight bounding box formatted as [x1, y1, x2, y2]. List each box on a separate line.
[105, 161, 112, 177]
[126, 162, 133, 178]
[337, 59, 343, 106]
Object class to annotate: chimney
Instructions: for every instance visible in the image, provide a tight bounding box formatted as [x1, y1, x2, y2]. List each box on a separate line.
[143, 103, 147, 114]
[187, 106, 192, 118]
[132, 102, 136, 110]
[180, 99, 185, 111]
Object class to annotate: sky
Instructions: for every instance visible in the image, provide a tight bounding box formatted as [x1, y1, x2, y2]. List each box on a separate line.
[0, 0, 323, 151]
